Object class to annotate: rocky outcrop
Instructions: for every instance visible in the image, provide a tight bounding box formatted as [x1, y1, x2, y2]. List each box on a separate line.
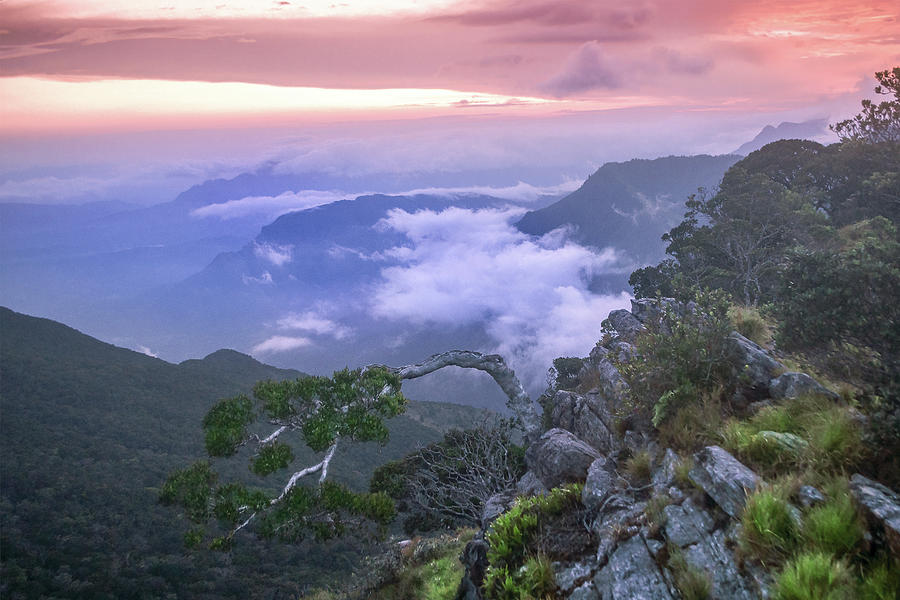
[727, 332, 784, 392]
[689, 445, 761, 519]
[525, 428, 602, 489]
[545, 390, 619, 454]
[592, 536, 675, 599]
[769, 371, 838, 400]
[581, 457, 617, 511]
[850, 473, 900, 559]
[605, 309, 645, 344]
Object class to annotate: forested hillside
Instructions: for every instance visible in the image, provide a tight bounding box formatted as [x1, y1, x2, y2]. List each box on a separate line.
[0, 308, 490, 599]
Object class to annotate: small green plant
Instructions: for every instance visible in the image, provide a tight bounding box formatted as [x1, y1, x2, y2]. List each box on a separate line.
[774, 552, 853, 600]
[802, 488, 863, 557]
[858, 560, 900, 600]
[625, 450, 653, 483]
[674, 457, 694, 488]
[645, 493, 671, 536]
[668, 544, 712, 600]
[740, 487, 798, 563]
[483, 484, 582, 599]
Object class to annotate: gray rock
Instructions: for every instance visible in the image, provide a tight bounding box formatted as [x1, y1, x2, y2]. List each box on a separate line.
[481, 492, 515, 529]
[568, 582, 600, 600]
[589, 343, 610, 364]
[608, 340, 637, 363]
[583, 457, 617, 511]
[457, 538, 489, 600]
[645, 538, 665, 558]
[681, 529, 757, 599]
[689, 445, 761, 519]
[547, 390, 618, 454]
[593, 536, 675, 599]
[556, 562, 594, 593]
[516, 471, 548, 497]
[727, 332, 784, 389]
[525, 428, 602, 489]
[850, 473, 900, 558]
[606, 309, 645, 343]
[589, 359, 630, 407]
[769, 371, 839, 401]
[630, 297, 679, 324]
[652, 448, 680, 493]
[795, 485, 827, 508]
[663, 497, 715, 548]
[756, 430, 809, 455]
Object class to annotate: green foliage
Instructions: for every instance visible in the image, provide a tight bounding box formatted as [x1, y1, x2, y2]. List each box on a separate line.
[668, 544, 712, 600]
[774, 552, 853, 600]
[831, 67, 900, 143]
[858, 561, 900, 600]
[740, 486, 798, 563]
[553, 356, 585, 390]
[729, 305, 772, 346]
[802, 491, 863, 557]
[483, 484, 582, 600]
[159, 461, 217, 522]
[251, 442, 294, 476]
[618, 290, 736, 427]
[203, 394, 254, 456]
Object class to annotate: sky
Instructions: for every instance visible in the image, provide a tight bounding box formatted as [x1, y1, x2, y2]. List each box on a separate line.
[1, 0, 898, 382]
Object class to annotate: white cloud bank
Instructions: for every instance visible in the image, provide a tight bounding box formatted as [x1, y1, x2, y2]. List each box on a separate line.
[276, 311, 352, 340]
[252, 335, 313, 354]
[369, 206, 632, 388]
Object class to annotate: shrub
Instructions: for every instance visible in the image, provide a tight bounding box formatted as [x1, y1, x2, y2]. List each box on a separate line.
[730, 305, 772, 346]
[859, 561, 900, 600]
[774, 552, 853, 600]
[618, 290, 737, 428]
[802, 488, 863, 556]
[740, 487, 798, 562]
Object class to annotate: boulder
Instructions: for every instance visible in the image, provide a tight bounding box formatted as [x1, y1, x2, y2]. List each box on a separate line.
[547, 390, 618, 454]
[569, 582, 600, 600]
[516, 471, 548, 497]
[525, 428, 602, 489]
[606, 309, 645, 343]
[592, 536, 675, 599]
[662, 497, 715, 548]
[630, 298, 679, 324]
[481, 492, 516, 529]
[652, 448, 680, 493]
[755, 431, 808, 456]
[727, 332, 784, 390]
[681, 529, 757, 599]
[689, 446, 761, 519]
[769, 372, 838, 401]
[582, 457, 617, 511]
[555, 561, 594, 594]
[850, 474, 900, 558]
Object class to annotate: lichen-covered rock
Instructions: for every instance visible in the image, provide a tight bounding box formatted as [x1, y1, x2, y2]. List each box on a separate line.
[606, 309, 645, 343]
[630, 298, 679, 324]
[515, 471, 548, 497]
[652, 448, 680, 493]
[481, 492, 516, 529]
[794, 485, 827, 508]
[689, 445, 761, 519]
[555, 561, 594, 594]
[592, 536, 675, 599]
[547, 390, 618, 454]
[727, 332, 784, 390]
[681, 529, 757, 599]
[662, 497, 715, 548]
[769, 371, 838, 401]
[755, 430, 809, 455]
[850, 473, 900, 558]
[568, 582, 600, 600]
[582, 457, 617, 511]
[525, 428, 602, 489]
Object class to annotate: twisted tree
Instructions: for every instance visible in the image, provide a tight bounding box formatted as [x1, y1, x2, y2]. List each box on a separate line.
[161, 351, 538, 548]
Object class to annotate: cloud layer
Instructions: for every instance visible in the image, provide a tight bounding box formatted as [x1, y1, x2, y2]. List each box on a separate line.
[370, 206, 632, 388]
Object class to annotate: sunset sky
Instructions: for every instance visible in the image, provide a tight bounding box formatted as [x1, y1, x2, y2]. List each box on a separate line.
[1, 0, 898, 203]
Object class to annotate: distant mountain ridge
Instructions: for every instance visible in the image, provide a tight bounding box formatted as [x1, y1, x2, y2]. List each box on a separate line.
[734, 118, 830, 155]
[515, 154, 741, 266]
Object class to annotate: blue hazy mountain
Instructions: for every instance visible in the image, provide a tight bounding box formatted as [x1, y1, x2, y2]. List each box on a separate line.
[515, 154, 741, 264]
[733, 118, 829, 155]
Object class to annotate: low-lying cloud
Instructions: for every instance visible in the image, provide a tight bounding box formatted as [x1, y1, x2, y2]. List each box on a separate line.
[369, 206, 631, 388]
[276, 311, 352, 341]
[252, 335, 312, 354]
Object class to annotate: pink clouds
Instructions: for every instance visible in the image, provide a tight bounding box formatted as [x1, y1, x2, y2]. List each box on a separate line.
[0, 0, 897, 133]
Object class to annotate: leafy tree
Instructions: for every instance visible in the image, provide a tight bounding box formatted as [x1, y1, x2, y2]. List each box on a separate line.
[832, 67, 900, 143]
[161, 367, 406, 548]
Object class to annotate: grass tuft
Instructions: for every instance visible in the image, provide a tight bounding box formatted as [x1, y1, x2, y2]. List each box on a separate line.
[625, 450, 652, 483]
[740, 486, 798, 563]
[668, 544, 712, 600]
[774, 552, 853, 600]
[730, 305, 772, 346]
[802, 488, 863, 556]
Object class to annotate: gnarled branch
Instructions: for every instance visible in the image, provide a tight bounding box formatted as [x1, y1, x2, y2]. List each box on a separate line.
[369, 350, 540, 436]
